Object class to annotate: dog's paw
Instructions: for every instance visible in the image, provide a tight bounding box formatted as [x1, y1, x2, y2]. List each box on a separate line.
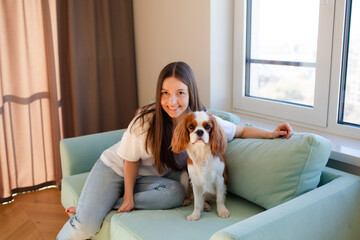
[182, 199, 191, 206]
[217, 206, 230, 218]
[203, 202, 211, 212]
[186, 212, 201, 221]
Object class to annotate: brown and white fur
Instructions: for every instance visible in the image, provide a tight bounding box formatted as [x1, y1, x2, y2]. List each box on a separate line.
[171, 111, 230, 221]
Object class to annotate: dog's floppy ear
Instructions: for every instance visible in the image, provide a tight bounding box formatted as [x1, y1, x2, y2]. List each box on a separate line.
[171, 113, 192, 153]
[209, 113, 227, 156]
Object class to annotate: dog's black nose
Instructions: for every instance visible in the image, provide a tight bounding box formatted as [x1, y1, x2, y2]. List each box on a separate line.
[196, 129, 204, 137]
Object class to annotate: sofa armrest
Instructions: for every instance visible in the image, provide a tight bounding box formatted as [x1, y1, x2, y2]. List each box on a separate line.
[211, 167, 360, 240]
[60, 129, 126, 177]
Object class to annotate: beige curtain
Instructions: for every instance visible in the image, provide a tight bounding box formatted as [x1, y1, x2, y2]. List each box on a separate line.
[0, 0, 62, 203]
[0, 0, 137, 203]
[57, 0, 138, 138]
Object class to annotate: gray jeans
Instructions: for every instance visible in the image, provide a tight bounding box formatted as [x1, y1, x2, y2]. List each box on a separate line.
[57, 159, 185, 240]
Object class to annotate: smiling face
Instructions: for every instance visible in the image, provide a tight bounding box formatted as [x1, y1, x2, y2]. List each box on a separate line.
[161, 76, 190, 122]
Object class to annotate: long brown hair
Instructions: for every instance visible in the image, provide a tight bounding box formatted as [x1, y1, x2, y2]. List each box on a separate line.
[131, 62, 205, 174]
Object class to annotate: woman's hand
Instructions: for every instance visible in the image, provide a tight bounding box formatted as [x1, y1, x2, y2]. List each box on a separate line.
[272, 123, 293, 139]
[118, 196, 135, 212]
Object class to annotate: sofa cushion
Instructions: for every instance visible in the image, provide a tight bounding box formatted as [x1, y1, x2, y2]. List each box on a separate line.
[61, 172, 89, 208]
[226, 133, 331, 209]
[110, 193, 265, 240]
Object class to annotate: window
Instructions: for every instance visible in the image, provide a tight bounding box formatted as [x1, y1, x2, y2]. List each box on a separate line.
[234, 0, 360, 140]
[245, 0, 318, 107]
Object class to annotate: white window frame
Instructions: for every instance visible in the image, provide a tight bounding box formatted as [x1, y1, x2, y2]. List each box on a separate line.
[233, 0, 360, 140]
[327, 0, 360, 139]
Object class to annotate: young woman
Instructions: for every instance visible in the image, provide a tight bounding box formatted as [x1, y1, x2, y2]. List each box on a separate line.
[57, 61, 293, 239]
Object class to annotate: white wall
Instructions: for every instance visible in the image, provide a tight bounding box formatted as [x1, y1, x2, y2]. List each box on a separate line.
[133, 0, 210, 107]
[133, 0, 233, 111]
[210, 0, 233, 111]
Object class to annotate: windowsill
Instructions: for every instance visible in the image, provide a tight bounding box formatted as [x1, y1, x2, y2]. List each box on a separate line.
[234, 112, 360, 167]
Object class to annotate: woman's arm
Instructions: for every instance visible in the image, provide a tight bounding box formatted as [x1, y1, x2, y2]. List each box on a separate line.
[235, 123, 293, 139]
[118, 160, 140, 212]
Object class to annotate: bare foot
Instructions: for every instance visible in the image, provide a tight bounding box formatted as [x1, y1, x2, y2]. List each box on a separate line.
[66, 206, 76, 216]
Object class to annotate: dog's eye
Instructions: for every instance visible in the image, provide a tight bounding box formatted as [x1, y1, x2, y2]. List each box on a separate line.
[204, 124, 211, 130]
[188, 124, 195, 130]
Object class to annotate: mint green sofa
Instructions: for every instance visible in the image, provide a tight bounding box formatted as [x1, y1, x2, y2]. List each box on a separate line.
[60, 111, 360, 240]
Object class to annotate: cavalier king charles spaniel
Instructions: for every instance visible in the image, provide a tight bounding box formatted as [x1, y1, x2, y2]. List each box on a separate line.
[171, 111, 230, 221]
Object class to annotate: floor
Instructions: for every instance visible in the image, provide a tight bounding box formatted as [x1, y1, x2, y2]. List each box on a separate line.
[0, 187, 69, 240]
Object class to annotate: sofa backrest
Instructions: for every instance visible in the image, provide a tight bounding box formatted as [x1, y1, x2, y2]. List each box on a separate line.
[60, 129, 126, 177]
[207, 109, 241, 125]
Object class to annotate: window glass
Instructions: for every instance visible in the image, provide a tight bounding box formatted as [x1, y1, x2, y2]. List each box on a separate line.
[341, 0, 360, 126]
[249, 64, 315, 106]
[247, 0, 320, 106]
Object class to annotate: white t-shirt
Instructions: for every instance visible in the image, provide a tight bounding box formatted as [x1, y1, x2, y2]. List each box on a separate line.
[100, 112, 238, 177]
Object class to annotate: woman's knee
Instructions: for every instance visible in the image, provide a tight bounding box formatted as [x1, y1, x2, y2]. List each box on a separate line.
[165, 180, 185, 207]
[57, 215, 101, 240]
[134, 177, 185, 209]
[70, 215, 101, 238]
